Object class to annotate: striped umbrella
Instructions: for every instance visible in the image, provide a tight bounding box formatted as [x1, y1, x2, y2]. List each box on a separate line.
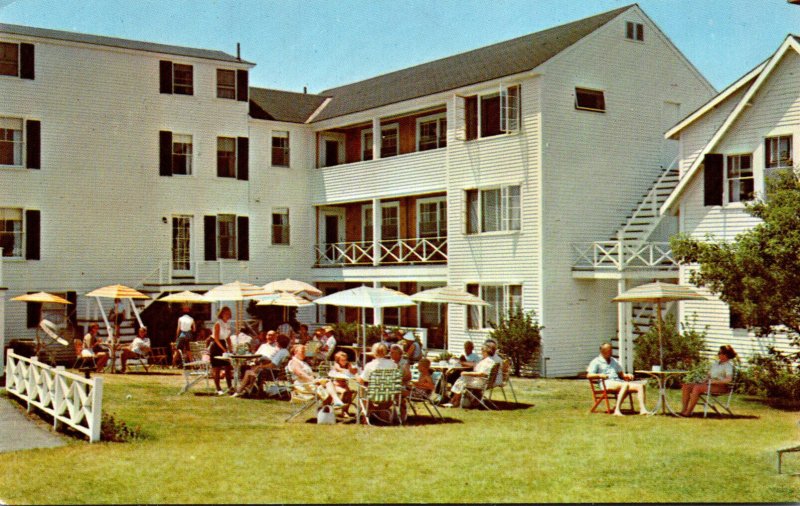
[410, 286, 489, 306]
[204, 281, 273, 335]
[262, 278, 322, 298]
[157, 291, 212, 304]
[11, 292, 72, 305]
[86, 284, 149, 299]
[612, 282, 707, 369]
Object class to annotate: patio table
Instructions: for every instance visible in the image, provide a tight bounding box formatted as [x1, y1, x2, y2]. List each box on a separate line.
[430, 362, 471, 402]
[218, 354, 261, 389]
[635, 369, 687, 416]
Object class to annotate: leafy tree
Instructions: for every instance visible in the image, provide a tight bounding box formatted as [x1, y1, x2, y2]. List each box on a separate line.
[671, 168, 800, 356]
[489, 305, 543, 376]
[633, 313, 707, 372]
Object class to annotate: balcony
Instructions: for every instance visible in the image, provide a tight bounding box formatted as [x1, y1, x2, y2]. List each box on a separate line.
[571, 241, 678, 279]
[315, 237, 447, 267]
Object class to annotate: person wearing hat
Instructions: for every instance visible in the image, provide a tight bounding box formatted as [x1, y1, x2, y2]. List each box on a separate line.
[402, 331, 422, 363]
[173, 305, 196, 367]
[319, 325, 337, 360]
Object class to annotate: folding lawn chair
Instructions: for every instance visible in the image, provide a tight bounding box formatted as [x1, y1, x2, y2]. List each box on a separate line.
[700, 367, 737, 418]
[178, 341, 211, 394]
[358, 368, 403, 425]
[462, 362, 500, 410]
[588, 376, 634, 414]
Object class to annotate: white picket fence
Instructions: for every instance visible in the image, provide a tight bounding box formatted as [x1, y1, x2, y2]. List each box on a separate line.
[5, 350, 103, 442]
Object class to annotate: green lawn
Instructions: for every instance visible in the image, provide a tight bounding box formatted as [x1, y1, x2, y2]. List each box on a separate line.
[1, 372, 799, 503]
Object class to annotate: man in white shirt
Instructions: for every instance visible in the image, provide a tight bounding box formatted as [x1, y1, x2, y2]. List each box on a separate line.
[120, 326, 151, 373]
[173, 306, 196, 366]
[255, 330, 278, 358]
[233, 334, 291, 397]
[320, 326, 337, 360]
[357, 343, 397, 384]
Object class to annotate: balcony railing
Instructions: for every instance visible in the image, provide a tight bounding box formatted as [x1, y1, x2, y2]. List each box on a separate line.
[571, 241, 677, 271]
[315, 237, 447, 267]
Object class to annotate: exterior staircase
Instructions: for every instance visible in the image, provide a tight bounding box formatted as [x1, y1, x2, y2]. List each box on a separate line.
[612, 166, 680, 243]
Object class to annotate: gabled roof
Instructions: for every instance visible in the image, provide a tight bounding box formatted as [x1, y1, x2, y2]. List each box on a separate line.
[662, 35, 800, 213]
[312, 5, 635, 122]
[249, 87, 329, 123]
[0, 23, 250, 64]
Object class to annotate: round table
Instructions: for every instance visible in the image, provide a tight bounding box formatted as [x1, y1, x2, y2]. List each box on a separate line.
[635, 369, 687, 416]
[218, 354, 261, 389]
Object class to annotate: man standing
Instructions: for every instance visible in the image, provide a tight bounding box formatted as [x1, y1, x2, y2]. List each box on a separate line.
[586, 343, 648, 416]
[172, 306, 195, 366]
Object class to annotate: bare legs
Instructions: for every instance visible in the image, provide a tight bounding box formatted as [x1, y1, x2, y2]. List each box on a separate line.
[607, 381, 648, 415]
[213, 365, 232, 393]
[681, 382, 723, 416]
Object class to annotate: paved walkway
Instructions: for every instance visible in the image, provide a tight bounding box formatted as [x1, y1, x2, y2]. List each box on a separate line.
[0, 393, 66, 453]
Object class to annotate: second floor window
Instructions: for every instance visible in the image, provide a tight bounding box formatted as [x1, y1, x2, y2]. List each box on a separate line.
[380, 124, 399, 158]
[726, 154, 753, 203]
[462, 85, 520, 141]
[217, 214, 237, 259]
[272, 208, 290, 245]
[172, 134, 192, 175]
[361, 130, 373, 161]
[417, 114, 447, 151]
[173, 64, 194, 95]
[271, 131, 290, 167]
[217, 69, 236, 99]
[0, 207, 22, 257]
[217, 137, 236, 178]
[0, 117, 23, 166]
[575, 88, 605, 112]
[466, 185, 521, 234]
[418, 199, 447, 238]
[0, 42, 18, 76]
[766, 135, 792, 169]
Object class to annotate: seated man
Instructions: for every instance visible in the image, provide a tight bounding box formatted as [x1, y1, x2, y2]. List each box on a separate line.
[232, 334, 291, 397]
[586, 342, 648, 416]
[120, 326, 151, 373]
[447, 340, 480, 386]
[256, 331, 278, 357]
[319, 326, 337, 361]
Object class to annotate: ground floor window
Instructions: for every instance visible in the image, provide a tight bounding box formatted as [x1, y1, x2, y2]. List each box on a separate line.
[466, 283, 522, 329]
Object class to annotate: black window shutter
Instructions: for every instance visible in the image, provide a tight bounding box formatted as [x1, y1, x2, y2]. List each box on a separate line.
[26, 295, 41, 329]
[159, 130, 173, 176]
[26, 120, 40, 169]
[703, 153, 724, 206]
[237, 216, 249, 260]
[66, 291, 78, 329]
[159, 60, 173, 94]
[25, 209, 40, 260]
[204, 215, 217, 261]
[236, 70, 248, 101]
[20, 43, 34, 80]
[237, 137, 249, 180]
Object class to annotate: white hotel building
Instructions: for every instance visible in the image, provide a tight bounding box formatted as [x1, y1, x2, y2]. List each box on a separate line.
[0, 4, 717, 376]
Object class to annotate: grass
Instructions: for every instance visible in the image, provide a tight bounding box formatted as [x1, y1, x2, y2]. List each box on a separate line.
[1, 372, 799, 503]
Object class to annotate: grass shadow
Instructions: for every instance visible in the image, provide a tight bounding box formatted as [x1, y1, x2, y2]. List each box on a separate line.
[480, 400, 535, 411]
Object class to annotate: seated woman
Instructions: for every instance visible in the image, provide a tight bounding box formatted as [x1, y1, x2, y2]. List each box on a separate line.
[357, 343, 397, 385]
[120, 326, 151, 373]
[327, 351, 358, 412]
[679, 345, 737, 417]
[288, 344, 344, 407]
[445, 344, 497, 408]
[82, 323, 109, 372]
[410, 358, 437, 400]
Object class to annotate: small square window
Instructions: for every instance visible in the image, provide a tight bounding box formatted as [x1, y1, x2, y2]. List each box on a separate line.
[0, 117, 23, 166]
[575, 88, 606, 112]
[0, 207, 23, 257]
[626, 22, 644, 41]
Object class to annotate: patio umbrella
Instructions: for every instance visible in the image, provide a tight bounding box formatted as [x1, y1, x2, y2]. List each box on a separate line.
[262, 278, 322, 298]
[157, 291, 212, 304]
[11, 292, 72, 354]
[86, 284, 150, 374]
[256, 292, 314, 321]
[410, 286, 489, 346]
[203, 281, 272, 334]
[314, 286, 416, 364]
[612, 281, 707, 369]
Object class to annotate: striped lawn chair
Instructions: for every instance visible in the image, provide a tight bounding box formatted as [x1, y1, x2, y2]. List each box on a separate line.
[358, 368, 403, 425]
[462, 362, 500, 410]
[284, 366, 321, 422]
[487, 359, 518, 403]
[178, 341, 211, 394]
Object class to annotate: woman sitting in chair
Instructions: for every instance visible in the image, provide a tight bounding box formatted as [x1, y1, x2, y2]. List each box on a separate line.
[83, 323, 109, 372]
[679, 345, 737, 417]
[443, 344, 497, 408]
[119, 326, 151, 373]
[288, 344, 344, 407]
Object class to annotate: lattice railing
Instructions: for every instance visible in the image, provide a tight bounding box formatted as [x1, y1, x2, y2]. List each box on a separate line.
[315, 241, 374, 266]
[314, 237, 447, 266]
[5, 351, 103, 442]
[572, 241, 677, 271]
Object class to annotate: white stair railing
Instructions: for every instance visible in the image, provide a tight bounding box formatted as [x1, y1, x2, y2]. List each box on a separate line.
[618, 156, 680, 243]
[572, 241, 677, 270]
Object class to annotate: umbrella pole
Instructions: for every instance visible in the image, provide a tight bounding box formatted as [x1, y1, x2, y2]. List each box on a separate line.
[657, 302, 663, 369]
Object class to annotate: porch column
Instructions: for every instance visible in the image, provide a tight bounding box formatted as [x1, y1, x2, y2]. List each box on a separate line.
[372, 198, 381, 266]
[372, 118, 381, 160]
[373, 280, 383, 325]
[617, 279, 628, 372]
[0, 290, 5, 376]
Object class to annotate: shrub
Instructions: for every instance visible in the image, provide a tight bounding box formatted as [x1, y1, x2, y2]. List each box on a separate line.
[489, 306, 543, 376]
[633, 313, 707, 372]
[738, 352, 800, 405]
[328, 323, 385, 346]
[100, 412, 142, 442]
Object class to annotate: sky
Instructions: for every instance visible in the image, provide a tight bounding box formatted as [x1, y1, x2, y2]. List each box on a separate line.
[1, 0, 799, 94]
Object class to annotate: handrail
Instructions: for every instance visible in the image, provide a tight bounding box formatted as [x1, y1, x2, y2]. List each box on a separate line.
[315, 237, 447, 267]
[618, 156, 680, 242]
[572, 241, 677, 271]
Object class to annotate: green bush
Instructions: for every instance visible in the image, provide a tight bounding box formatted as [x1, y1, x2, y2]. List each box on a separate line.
[328, 323, 385, 346]
[489, 306, 543, 376]
[100, 412, 142, 442]
[738, 353, 800, 405]
[633, 313, 707, 372]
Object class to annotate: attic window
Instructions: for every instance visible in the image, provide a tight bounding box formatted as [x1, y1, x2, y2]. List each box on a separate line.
[575, 88, 605, 112]
[626, 22, 644, 41]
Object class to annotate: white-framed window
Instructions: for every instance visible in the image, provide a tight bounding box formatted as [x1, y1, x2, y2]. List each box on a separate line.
[271, 208, 290, 245]
[381, 202, 400, 240]
[171, 134, 193, 175]
[0, 117, 23, 166]
[172, 63, 193, 95]
[271, 130, 290, 167]
[361, 129, 373, 161]
[726, 154, 754, 204]
[626, 21, 644, 41]
[217, 214, 237, 259]
[0, 207, 23, 258]
[466, 284, 522, 330]
[380, 123, 399, 158]
[575, 87, 606, 112]
[217, 136, 236, 178]
[362, 204, 373, 242]
[416, 113, 447, 151]
[765, 135, 792, 170]
[216, 69, 236, 99]
[0, 42, 19, 77]
[465, 185, 521, 234]
[461, 84, 520, 141]
[417, 197, 447, 238]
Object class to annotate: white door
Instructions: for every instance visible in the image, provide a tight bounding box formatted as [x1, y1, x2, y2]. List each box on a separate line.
[317, 209, 345, 264]
[172, 215, 193, 277]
